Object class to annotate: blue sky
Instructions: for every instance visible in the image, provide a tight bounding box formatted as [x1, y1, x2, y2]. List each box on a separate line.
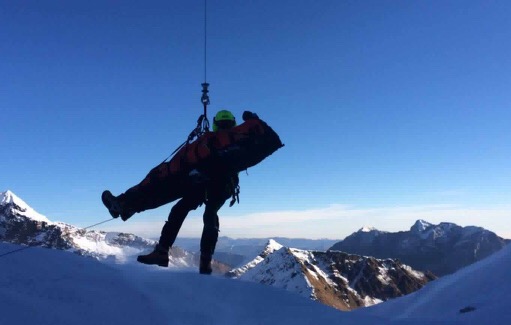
[2, 0, 510, 239]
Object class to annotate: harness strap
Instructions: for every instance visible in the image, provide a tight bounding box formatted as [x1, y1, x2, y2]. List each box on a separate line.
[229, 176, 240, 207]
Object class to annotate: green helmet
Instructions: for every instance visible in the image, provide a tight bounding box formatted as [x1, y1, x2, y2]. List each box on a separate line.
[213, 110, 236, 132]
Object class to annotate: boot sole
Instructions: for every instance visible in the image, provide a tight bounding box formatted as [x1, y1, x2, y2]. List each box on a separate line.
[137, 257, 169, 268]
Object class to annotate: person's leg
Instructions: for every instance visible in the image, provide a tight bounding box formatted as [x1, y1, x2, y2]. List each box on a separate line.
[121, 175, 180, 213]
[103, 163, 186, 220]
[200, 201, 223, 255]
[159, 195, 203, 250]
[137, 193, 203, 267]
[199, 178, 235, 274]
[199, 199, 224, 274]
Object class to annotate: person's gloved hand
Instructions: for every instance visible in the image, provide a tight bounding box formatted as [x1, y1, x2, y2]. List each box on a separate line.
[242, 111, 259, 121]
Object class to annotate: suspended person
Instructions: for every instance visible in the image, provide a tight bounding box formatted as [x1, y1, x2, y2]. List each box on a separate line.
[101, 110, 283, 274]
[138, 110, 239, 274]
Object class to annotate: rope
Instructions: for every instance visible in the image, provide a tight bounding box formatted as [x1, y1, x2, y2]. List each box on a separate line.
[201, 0, 211, 129]
[204, 0, 208, 83]
[81, 218, 114, 230]
[161, 0, 210, 163]
[0, 217, 114, 259]
[0, 246, 31, 258]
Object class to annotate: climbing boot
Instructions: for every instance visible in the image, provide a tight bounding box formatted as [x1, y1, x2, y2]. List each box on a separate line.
[101, 190, 134, 221]
[199, 254, 213, 275]
[137, 245, 169, 267]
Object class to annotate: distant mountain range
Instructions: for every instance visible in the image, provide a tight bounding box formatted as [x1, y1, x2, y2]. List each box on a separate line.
[329, 219, 510, 276]
[175, 236, 339, 267]
[1, 189, 438, 311]
[228, 239, 436, 311]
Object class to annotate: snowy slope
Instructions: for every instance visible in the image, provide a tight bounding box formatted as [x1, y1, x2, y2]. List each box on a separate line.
[0, 242, 355, 325]
[1, 240, 510, 325]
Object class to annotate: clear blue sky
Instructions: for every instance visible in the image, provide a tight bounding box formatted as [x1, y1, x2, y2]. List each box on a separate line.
[2, 0, 510, 239]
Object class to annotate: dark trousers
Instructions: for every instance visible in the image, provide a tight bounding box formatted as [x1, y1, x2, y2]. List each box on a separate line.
[158, 178, 234, 257]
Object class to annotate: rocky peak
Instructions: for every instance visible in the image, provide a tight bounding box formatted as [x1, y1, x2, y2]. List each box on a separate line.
[261, 239, 284, 257]
[342, 226, 386, 246]
[0, 190, 50, 223]
[410, 219, 433, 234]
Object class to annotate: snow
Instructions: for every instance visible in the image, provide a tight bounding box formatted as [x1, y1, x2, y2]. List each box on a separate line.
[401, 264, 427, 279]
[364, 295, 384, 306]
[377, 266, 391, 285]
[0, 190, 50, 223]
[1, 241, 510, 325]
[228, 239, 283, 277]
[266, 238, 284, 251]
[69, 232, 142, 261]
[0, 242, 350, 325]
[240, 247, 314, 299]
[360, 226, 377, 232]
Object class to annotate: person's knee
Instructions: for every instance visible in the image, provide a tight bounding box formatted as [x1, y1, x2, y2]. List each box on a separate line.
[201, 224, 219, 251]
[170, 198, 200, 217]
[203, 212, 219, 229]
[168, 204, 186, 221]
[202, 223, 219, 234]
[170, 202, 186, 215]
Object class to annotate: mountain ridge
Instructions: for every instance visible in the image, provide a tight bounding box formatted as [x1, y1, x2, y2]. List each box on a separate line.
[329, 218, 510, 276]
[228, 239, 436, 310]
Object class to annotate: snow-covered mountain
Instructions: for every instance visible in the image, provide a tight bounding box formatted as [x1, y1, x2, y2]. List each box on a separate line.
[0, 190, 197, 267]
[228, 239, 435, 311]
[175, 236, 339, 268]
[329, 219, 510, 276]
[0, 190, 50, 223]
